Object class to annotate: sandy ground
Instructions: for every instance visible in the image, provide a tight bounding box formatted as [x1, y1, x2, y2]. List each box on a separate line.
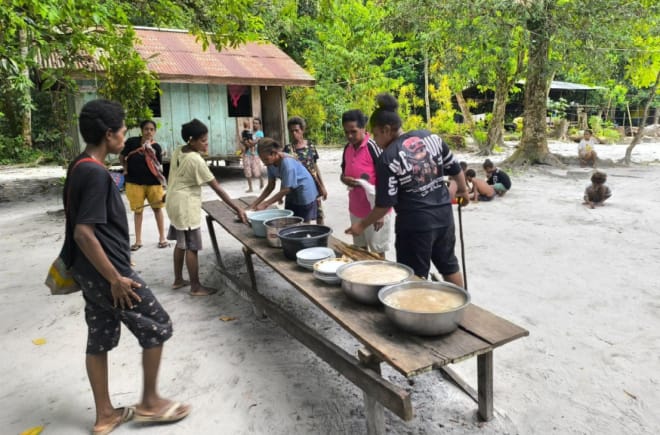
[1, 139, 659, 435]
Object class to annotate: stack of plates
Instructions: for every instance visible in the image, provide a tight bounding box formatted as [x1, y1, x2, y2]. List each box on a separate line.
[296, 247, 335, 271]
[312, 258, 352, 285]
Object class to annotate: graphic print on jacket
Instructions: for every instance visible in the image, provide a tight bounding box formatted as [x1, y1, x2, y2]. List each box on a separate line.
[387, 133, 448, 197]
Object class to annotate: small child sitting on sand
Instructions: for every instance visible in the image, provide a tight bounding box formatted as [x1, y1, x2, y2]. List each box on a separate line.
[465, 169, 496, 202]
[583, 171, 612, 209]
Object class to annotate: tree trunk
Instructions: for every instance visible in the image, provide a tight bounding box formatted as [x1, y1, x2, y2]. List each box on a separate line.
[424, 53, 431, 125]
[555, 119, 569, 141]
[485, 75, 508, 153]
[454, 90, 474, 136]
[19, 28, 33, 148]
[625, 69, 660, 164]
[507, 9, 559, 166]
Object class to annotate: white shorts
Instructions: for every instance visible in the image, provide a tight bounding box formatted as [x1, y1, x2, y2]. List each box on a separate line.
[350, 212, 393, 255]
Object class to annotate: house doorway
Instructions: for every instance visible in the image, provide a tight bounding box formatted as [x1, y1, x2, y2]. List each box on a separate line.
[260, 86, 286, 144]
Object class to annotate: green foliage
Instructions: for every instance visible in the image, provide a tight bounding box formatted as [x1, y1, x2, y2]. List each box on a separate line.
[286, 87, 327, 143]
[588, 115, 603, 135]
[1, 0, 657, 163]
[513, 117, 524, 132]
[473, 129, 488, 146]
[1, 0, 260, 162]
[548, 98, 569, 119]
[0, 135, 55, 164]
[428, 76, 465, 136]
[599, 127, 622, 143]
[398, 84, 425, 131]
[97, 28, 159, 128]
[285, 0, 404, 143]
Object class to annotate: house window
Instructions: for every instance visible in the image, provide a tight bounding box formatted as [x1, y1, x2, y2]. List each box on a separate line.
[148, 91, 161, 118]
[227, 85, 252, 117]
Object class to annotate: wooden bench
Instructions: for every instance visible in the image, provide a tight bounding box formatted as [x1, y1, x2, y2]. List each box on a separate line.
[202, 199, 528, 433]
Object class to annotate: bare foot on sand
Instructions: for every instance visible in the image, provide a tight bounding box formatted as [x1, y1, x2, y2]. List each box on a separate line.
[190, 286, 220, 296]
[172, 279, 190, 289]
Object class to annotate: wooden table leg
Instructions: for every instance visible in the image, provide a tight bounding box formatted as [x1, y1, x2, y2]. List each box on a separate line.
[241, 246, 266, 319]
[358, 349, 386, 435]
[205, 215, 224, 269]
[477, 351, 494, 421]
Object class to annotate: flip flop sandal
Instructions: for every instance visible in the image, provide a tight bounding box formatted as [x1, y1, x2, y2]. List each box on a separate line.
[158, 241, 171, 248]
[92, 406, 135, 435]
[189, 288, 222, 297]
[130, 244, 143, 251]
[171, 280, 190, 289]
[134, 401, 191, 424]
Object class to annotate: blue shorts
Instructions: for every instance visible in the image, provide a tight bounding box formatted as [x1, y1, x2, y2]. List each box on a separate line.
[395, 224, 459, 279]
[285, 199, 318, 223]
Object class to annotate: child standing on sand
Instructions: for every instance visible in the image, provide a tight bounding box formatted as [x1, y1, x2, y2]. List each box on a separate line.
[166, 119, 247, 295]
[583, 171, 612, 209]
[240, 119, 265, 193]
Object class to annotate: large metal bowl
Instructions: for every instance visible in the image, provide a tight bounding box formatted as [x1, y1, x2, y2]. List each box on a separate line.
[335, 260, 413, 305]
[378, 281, 470, 336]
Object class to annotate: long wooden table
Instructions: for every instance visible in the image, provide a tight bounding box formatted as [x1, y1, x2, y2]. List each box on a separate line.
[203, 199, 528, 433]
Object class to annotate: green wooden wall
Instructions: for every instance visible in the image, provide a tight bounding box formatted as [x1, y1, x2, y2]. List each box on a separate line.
[73, 81, 239, 159]
[150, 83, 237, 158]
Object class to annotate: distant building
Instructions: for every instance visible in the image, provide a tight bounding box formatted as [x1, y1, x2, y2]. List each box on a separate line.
[65, 27, 315, 161]
[457, 80, 654, 128]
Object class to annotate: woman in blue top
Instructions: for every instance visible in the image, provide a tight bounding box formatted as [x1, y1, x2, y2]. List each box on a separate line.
[248, 138, 319, 223]
[346, 93, 470, 286]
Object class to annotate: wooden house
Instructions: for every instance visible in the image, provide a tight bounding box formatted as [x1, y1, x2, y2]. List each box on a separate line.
[71, 27, 315, 162]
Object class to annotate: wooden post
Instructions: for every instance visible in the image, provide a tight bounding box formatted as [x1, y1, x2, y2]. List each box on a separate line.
[477, 351, 494, 421]
[205, 215, 224, 268]
[241, 246, 267, 318]
[358, 349, 386, 435]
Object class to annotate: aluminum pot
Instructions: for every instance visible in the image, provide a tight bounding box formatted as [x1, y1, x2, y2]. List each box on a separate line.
[378, 281, 470, 336]
[263, 216, 304, 248]
[335, 260, 413, 305]
[277, 224, 333, 260]
[246, 209, 293, 238]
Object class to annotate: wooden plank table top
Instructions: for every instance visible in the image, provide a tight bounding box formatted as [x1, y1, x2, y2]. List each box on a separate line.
[203, 199, 528, 377]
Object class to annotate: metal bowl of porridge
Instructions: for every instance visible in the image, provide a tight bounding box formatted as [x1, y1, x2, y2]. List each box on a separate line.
[378, 281, 470, 336]
[335, 260, 413, 305]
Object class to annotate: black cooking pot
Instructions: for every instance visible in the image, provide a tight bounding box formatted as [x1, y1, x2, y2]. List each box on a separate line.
[277, 224, 333, 260]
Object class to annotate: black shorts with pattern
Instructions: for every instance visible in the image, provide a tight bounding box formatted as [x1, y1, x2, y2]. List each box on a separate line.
[73, 270, 173, 354]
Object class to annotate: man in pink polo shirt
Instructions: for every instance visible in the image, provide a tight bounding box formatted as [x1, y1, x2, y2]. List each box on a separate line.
[340, 110, 393, 258]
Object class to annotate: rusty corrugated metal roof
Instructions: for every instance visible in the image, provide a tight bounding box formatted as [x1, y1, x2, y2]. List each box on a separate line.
[133, 27, 315, 87]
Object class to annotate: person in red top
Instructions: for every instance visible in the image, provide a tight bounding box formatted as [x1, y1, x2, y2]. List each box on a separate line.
[340, 110, 393, 258]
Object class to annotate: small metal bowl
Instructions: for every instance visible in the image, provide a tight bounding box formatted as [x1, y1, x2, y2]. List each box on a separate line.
[335, 260, 413, 305]
[263, 216, 304, 248]
[378, 281, 470, 336]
